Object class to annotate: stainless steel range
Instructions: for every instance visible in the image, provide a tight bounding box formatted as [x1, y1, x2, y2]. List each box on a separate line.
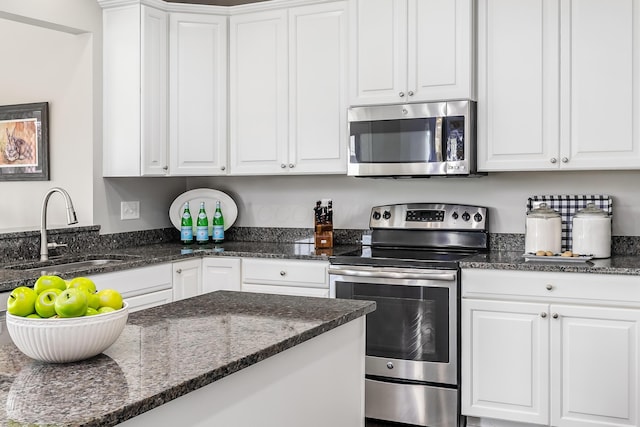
[329, 203, 489, 427]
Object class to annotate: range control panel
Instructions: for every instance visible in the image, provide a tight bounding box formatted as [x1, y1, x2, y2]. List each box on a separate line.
[369, 203, 488, 231]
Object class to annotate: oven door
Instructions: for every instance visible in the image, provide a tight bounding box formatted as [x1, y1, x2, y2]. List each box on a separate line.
[329, 265, 458, 385]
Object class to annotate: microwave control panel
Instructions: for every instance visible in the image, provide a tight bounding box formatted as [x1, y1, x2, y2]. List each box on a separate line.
[370, 203, 487, 231]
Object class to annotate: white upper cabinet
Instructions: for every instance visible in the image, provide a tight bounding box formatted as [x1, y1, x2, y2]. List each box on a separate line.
[349, 0, 474, 106]
[103, 4, 168, 177]
[169, 13, 228, 176]
[478, 0, 640, 171]
[229, 1, 348, 175]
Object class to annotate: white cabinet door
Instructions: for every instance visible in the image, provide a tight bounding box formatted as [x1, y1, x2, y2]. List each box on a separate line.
[478, 0, 640, 172]
[230, 2, 348, 175]
[349, 0, 473, 106]
[103, 4, 169, 177]
[229, 9, 288, 175]
[349, 0, 407, 105]
[462, 298, 550, 425]
[477, 0, 560, 171]
[169, 13, 228, 176]
[172, 259, 202, 301]
[550, 304, 640, 427]
[202, 257, 241, 294]
[560, 0, 640, 170]
[288, 2, 348, 174]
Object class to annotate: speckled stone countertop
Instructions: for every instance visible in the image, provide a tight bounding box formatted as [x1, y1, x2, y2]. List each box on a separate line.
[461, 251, 640, 275]
[0, 291, 375, 427]
[0, 241, 360, 292]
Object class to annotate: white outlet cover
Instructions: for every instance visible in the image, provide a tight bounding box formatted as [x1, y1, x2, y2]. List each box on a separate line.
[121, 201, 140, 220]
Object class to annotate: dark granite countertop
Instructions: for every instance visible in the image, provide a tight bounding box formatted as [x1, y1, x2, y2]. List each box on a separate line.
[0, 241, 360, 293]
[0, 291, 375, 427]
[461, 251, 640, 275]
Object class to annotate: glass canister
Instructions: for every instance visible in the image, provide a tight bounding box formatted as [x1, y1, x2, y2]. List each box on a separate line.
[572, 203, 611, 258]
[525, 203, 562, 254]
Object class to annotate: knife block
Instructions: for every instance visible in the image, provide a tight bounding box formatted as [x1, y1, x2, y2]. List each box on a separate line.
[314, 223, 333, 249]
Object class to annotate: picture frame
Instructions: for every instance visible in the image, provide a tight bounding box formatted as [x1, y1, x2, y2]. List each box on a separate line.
[0, 102, 49, 181]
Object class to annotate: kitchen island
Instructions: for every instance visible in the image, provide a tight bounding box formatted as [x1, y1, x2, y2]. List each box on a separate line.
[0, 291, 375, 427]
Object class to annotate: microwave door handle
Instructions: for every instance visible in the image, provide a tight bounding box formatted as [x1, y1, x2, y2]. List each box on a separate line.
[349, 135, 356, 156]
[434, 117, 443, 162]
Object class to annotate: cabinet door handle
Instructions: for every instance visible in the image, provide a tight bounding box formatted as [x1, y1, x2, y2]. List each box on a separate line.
[550, 158, 557, 164]
[546, 284, 553, 291]
[280, 271, 286, 276]
[176, 269, 182, 274]
[162, 165, 169, 170]
[289, 163, 294, 168]
[408, 90, 414, 96]
[541, 312, 547, 318]
[398, 91, 405, 98]
[561, 157, 569, 163]
[552, 313, 559, 319]
[281, 163, 287, 168]
[220, 165, 226, 171]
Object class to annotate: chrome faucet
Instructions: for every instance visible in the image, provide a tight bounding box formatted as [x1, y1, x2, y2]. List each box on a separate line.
[40, 187, 78, 261]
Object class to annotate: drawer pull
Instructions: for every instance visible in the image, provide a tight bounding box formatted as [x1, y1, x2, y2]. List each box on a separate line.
[552, 313, 559, 319]
[176, 269, 182, 274]
[541, 312, 547, 318]
[280, 271, 286, 276]
[546, 284, 553, 291]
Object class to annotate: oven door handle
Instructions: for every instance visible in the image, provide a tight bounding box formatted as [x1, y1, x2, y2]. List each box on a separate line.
[328, 266, 456, 281]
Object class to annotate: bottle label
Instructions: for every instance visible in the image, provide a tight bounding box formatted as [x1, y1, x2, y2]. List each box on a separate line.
[213, 225, 224, 241]
[183, 212, 191, 219]
[196, 226, 209, 242]
[181, 226, 193, 241]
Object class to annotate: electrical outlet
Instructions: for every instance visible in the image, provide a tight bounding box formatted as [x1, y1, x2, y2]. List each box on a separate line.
[121, 201, 140, 220]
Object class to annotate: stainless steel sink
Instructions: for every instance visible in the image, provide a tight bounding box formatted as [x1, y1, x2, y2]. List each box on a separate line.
[4, 255, 140, 275]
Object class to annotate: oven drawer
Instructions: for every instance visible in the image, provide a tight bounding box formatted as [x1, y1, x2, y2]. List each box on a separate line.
[242, 258, 328, 288]
[366, 378, 459, 427]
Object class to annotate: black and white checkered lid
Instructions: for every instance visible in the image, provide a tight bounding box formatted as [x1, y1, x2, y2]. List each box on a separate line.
[527, 195, 612, 252]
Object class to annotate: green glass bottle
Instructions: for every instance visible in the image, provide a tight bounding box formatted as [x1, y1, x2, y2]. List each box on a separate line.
[196, 202, 209, 244]
[212, 200, 224, 243]
[180, 202, 193, 245]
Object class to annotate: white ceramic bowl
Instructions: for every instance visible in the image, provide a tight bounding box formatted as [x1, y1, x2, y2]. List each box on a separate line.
[5, 302, 129, 363]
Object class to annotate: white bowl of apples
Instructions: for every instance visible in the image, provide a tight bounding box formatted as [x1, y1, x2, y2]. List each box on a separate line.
[5, 275, 129, 363]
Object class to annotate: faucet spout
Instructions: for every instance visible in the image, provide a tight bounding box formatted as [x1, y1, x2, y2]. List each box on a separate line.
[40, 187, 78, 262]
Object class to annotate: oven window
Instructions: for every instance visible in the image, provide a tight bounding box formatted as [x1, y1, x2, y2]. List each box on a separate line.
[337, 282, 450, 363]
[350, 118, 441, 163]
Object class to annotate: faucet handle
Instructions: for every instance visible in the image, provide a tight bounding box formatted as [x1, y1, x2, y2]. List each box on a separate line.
[47, 242, 68, 250]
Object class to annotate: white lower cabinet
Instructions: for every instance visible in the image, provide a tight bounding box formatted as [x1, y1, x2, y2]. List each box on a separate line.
[462, 269, 640, 427]
[172, 258, 203, 301]
[202, 257, 241, 293]
[88, 264, 173, 313]
[241, 258, 329, 298]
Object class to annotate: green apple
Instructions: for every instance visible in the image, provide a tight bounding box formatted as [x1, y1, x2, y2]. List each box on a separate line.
[97, 306, 116, 314]
[67, 277, 97, 295]
[26, 313, 42, 319]
[54, 288, 88, 318]
[86, 292, 100, 310]
[96, 289, 123, 310]
[34, 289, 61, 318]
[33, 275, 67, 294]
[85, 307, 99, 316]
[7, 287, 37, 317]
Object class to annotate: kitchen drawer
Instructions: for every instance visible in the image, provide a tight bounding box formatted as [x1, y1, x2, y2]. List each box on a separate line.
[462, 268, 640, 306]
[242, 258, 328, 289]
[126, 289, 173, 313]
[88, 263, 173, 298]
[242, 283, 329, 298]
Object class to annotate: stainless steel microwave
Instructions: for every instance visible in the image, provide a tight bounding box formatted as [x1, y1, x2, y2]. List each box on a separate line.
[347, 100, 478, 177]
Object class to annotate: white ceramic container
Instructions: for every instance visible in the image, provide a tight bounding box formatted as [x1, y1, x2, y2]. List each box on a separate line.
[6, 302, 129, 363]
[572, 203, 611, 258]
[525, 203, 562, 254]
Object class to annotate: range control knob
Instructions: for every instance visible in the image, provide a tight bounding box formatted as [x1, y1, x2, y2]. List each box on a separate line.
[452, 212, 459, 220]
[462, 212, 471, 221]
[473, 213, 483, 222]
[372, 211, 381, 220]
[383, 211, 391, 220]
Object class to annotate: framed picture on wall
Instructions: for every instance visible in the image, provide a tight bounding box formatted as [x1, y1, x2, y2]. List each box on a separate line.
[0, 102, 49, 181]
